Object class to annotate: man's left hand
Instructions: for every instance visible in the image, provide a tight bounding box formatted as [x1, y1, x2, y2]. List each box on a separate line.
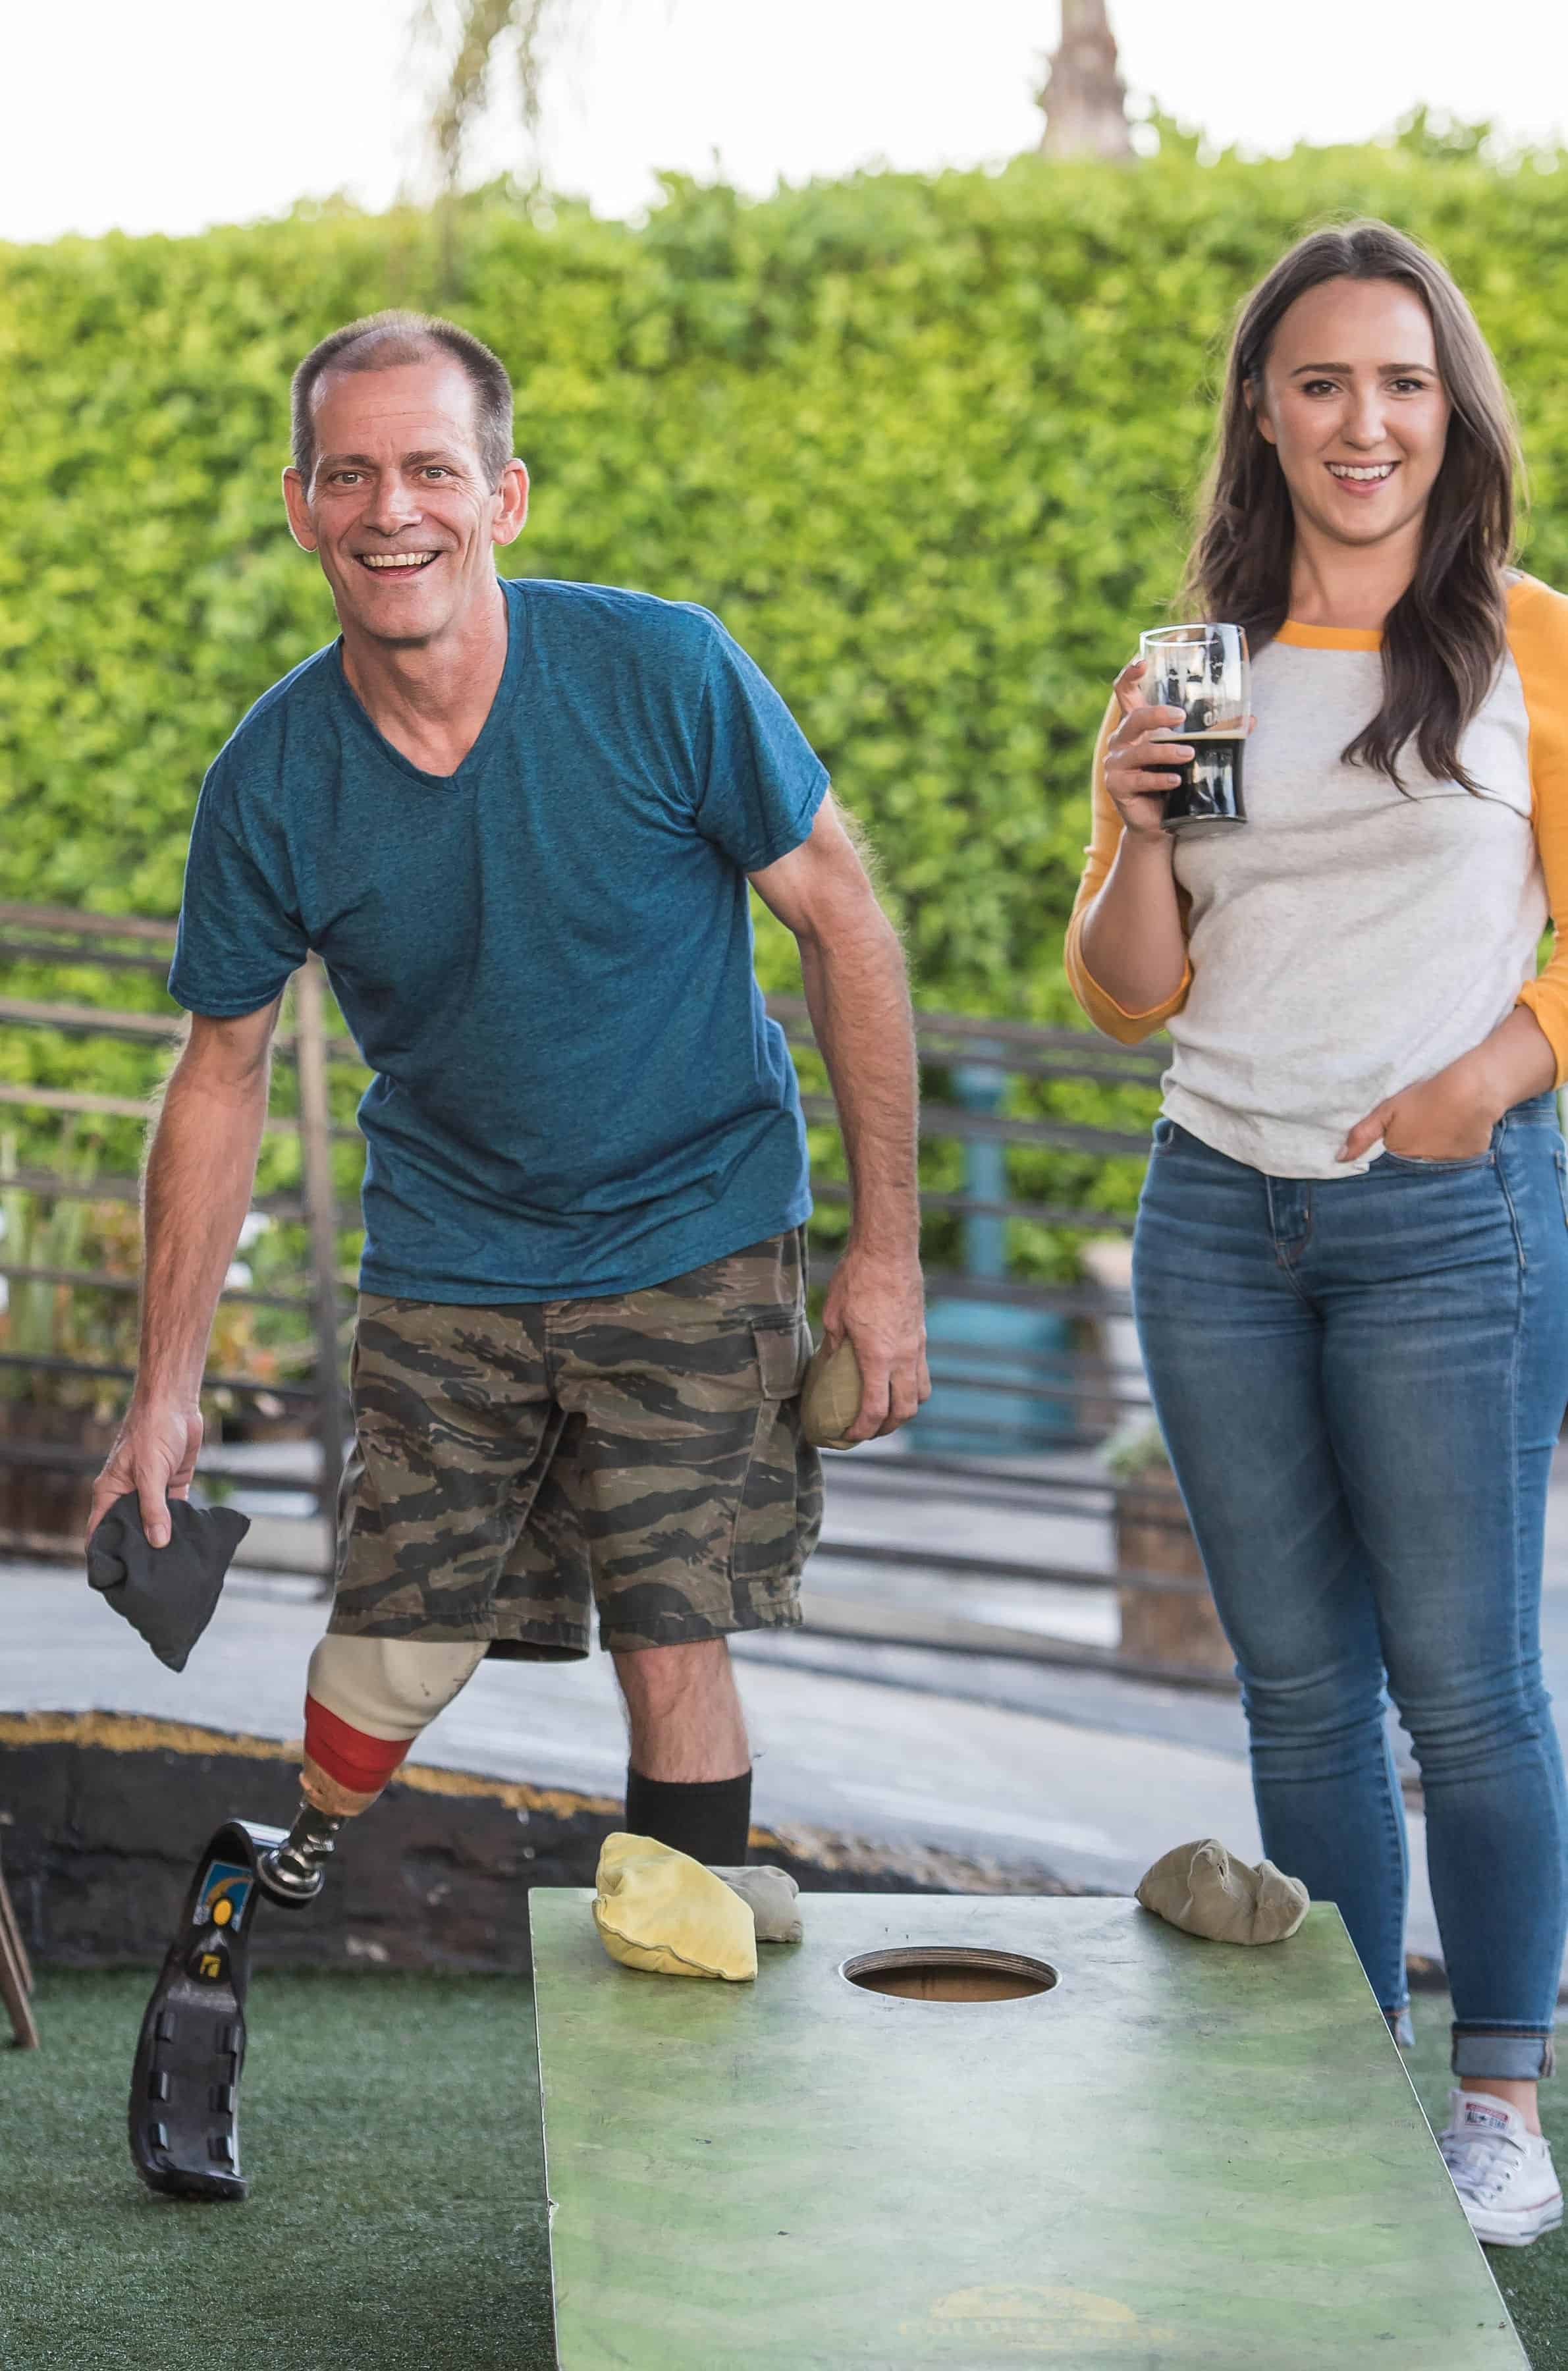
[819, 1243, 931, 1442]
[1339, 1061, 1498, 1165]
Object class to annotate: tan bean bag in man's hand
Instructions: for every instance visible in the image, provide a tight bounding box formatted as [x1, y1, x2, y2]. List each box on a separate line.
[799, 1336, 863, 1451]
[593, 1833, 758, 1980]
[1136, 1838, 1309, 1946]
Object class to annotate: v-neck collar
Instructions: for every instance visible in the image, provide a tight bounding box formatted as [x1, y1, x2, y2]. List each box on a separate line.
[330, 576, 530, 787]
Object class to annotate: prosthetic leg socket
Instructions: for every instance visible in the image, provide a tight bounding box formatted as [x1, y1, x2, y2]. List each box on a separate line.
[300, 1635, 486, 1814]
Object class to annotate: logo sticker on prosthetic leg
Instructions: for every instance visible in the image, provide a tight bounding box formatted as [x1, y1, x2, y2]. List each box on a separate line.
[193, 1863, 255, 1934]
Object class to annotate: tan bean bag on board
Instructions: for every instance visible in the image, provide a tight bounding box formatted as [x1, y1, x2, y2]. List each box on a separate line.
[709, 1864, 803, 1944]
[1136, 1838, 1309, 1946]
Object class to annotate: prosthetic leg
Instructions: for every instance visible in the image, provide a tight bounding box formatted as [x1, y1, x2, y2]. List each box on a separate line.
[128, 1814, 325, 2200]
[129, 1638, 484, 2200]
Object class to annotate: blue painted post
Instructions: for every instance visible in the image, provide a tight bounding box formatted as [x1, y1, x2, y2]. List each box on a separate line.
[914, 1045, 1072, 1455]
[952, 1054, 1008, 1282]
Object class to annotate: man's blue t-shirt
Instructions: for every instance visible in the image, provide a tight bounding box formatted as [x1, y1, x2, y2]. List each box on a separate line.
[168, 578, 828, 1301]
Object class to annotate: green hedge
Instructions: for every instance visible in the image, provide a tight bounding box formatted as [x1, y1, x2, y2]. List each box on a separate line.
[5, 144, 1568, 1253]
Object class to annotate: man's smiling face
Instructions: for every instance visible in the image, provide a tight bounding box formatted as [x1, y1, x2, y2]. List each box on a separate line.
[282, 354, 527, 647]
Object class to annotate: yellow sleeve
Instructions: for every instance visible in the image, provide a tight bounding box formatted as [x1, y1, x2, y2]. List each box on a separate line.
[1508, 576, 1568, 1087]
[1062, 695, 1192, 1043]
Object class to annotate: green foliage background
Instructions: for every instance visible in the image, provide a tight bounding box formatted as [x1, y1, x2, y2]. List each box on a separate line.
[4, 134, 1567, 1272]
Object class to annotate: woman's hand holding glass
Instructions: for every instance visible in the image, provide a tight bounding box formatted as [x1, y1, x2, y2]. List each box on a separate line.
[1102, 659, 1193, 842]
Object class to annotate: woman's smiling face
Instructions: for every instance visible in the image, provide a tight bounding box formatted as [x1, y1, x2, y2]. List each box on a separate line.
[1252, 275, 1452, 551]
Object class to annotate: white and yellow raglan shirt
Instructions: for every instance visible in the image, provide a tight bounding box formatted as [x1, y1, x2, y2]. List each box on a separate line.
[1065, 575, 1568, 1178]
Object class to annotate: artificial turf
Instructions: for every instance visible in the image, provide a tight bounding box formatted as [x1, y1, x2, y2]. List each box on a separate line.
[1403, 1994, 1568, 2370]
[0, 1971, 557, 2371]
[3, 1971, 1565, 2368]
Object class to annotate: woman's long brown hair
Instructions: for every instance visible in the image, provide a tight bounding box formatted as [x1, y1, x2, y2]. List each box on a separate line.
[1183, 219, 1521, 794]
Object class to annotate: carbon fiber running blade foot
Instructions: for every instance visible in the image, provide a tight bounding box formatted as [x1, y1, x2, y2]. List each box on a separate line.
[129, 1818, 289, 2202]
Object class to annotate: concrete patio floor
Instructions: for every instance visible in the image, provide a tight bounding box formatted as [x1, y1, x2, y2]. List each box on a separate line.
[11, 1440, 1568, 1973]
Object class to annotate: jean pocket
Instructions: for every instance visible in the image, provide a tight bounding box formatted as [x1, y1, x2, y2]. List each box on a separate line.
[1380, 1145, 1495, 1174]
[1555, 1149, 1568, 1229]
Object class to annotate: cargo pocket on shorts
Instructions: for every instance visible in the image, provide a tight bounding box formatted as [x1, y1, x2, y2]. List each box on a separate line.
[728, 1315, 821, 1616]
[752, 1317, 811, 1403]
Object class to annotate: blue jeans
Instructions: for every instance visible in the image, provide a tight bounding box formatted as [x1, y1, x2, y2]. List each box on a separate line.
[1132, 1093, 1568, 2079]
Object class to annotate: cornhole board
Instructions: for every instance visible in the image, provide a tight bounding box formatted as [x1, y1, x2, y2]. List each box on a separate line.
[531, 1891, 1525, 2369]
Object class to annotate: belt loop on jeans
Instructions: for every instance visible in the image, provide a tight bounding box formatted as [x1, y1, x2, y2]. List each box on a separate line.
[1502, 1087, 1561, 1135]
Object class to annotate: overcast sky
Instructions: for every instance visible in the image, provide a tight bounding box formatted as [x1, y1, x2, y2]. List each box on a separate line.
[5, 1, 1566, 248]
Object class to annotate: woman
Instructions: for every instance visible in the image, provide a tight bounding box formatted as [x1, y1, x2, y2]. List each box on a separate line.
[1066, 219, 1568, 2248]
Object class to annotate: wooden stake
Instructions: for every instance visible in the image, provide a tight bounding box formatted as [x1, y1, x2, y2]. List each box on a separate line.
[0, 1848, 39, 2050]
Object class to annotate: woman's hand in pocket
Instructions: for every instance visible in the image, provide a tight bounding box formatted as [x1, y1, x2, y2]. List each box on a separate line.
[1338, 1064, 1498, 1164]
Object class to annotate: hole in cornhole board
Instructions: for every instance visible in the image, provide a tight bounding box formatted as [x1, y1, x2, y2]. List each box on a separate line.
[841, 1946, 1060, 2002]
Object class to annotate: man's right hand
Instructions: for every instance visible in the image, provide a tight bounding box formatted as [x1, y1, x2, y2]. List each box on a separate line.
[88, 1398, 203, 1550]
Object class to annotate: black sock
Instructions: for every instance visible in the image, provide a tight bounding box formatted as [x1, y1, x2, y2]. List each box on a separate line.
[623, 1766, 753, 1866]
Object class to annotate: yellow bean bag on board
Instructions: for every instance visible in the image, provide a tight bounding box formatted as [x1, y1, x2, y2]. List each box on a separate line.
[592, 1832, 759, 1981]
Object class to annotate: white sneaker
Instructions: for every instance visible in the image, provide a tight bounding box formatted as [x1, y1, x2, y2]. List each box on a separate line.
[1437, 2088, 1563, 2247]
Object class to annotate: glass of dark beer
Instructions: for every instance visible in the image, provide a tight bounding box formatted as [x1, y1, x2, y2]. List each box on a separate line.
[1139, 623, 1249, 833]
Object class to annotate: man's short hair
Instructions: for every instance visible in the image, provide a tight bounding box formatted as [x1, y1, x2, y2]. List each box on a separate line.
[290, 311, 514, 491]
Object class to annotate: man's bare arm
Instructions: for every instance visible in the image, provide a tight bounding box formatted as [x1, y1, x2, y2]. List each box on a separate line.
[749, 796, 929, 1440]
[88, 999, 283, 1546]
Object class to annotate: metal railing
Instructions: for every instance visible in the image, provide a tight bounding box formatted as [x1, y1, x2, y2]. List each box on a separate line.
[0, 902, 1213, 1679]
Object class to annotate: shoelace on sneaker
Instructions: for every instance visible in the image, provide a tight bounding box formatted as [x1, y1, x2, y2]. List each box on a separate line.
[1439, 2125, 1530, 2206]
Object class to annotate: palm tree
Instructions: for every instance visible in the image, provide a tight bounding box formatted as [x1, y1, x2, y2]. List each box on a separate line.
[413, 0, 590, 290]
[1037, 0, 1132, 161]
[416, 0, 573, 204]
[414, 3, 1135, 293]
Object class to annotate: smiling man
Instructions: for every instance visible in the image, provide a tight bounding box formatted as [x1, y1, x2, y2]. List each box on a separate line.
[95, 310, 927, 2000]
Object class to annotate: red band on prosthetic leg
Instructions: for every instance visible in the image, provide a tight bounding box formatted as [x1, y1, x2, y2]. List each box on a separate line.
[303, 1694, 415, 1799]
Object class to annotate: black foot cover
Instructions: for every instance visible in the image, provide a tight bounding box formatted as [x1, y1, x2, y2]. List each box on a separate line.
[129, 1818, 289, 2202]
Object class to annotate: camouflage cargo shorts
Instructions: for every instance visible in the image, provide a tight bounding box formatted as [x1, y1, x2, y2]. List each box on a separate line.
[331, 1230, 823, 1658]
